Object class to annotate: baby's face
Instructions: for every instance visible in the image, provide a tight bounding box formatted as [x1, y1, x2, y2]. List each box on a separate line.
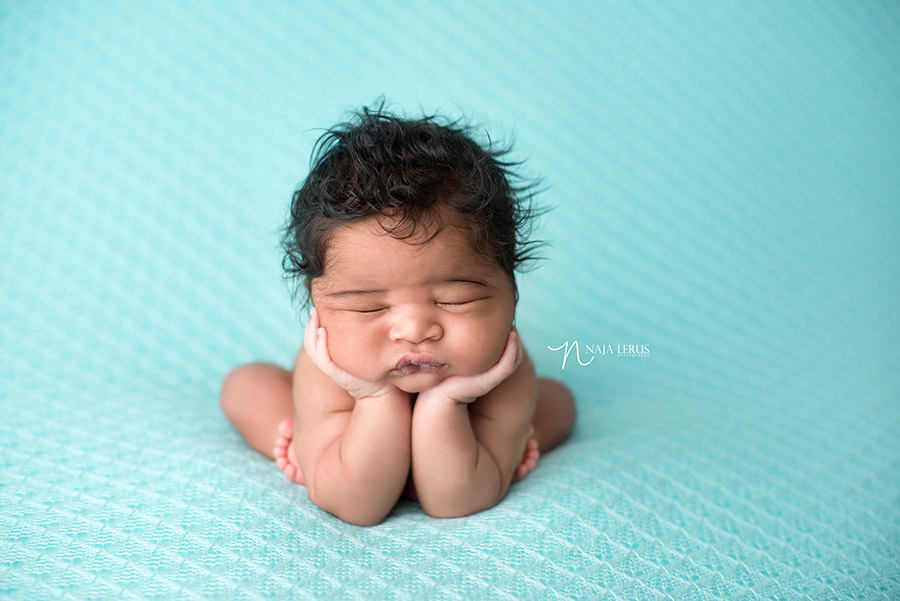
[310, 215, 516, 394]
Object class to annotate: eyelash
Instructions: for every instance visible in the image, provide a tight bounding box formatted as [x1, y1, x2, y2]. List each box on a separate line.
[352, 299, 481, 313]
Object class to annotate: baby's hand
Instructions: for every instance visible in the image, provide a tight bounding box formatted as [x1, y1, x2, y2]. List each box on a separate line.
[304, 307, 401, 401]
[417, 329, 522, 406]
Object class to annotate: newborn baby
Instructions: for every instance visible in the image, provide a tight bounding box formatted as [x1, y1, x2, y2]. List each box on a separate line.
[220, 105, 575, 526]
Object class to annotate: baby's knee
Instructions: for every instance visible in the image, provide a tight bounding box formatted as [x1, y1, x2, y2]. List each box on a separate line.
[540, 377, 575, 408]
[219, 363, 265, 416]
[534, 378, 577, 450]
[555, 379, 577, 424]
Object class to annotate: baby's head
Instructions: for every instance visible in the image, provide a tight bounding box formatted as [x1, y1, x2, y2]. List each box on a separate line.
[282, 104, 543, 391]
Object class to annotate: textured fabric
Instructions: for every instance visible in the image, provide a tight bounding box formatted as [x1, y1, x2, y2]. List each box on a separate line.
[2, 1, 899, 599]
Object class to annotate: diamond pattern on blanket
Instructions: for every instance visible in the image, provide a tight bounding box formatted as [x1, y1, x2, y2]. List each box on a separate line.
[2, 1, 899, 599]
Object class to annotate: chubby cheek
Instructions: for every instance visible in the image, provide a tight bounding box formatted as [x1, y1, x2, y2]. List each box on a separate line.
[449, 318, 513, 375]
[313, 308, 382, 379]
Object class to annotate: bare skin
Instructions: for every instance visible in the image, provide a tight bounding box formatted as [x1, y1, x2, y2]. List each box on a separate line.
[220, 216, 576, 526]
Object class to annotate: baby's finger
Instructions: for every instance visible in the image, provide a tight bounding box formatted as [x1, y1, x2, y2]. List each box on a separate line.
[497, 330, 521, 374]
[315, 327, 336, 370]
[303, 307, 320, 359]
[310, 326, 338, 377]
[483, 331, 521, 385]
[304, 309, 340, 378]
[310, 326, 362, 391]
[511, 326, 523, 368]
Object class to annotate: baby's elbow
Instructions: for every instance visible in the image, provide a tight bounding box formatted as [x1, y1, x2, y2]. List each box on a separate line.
[307, 483, 391, 527]
[417, 465, 509, 519]
[419, 489, 501, 520]
[420, 503, 468, 520]
[333, 505, 389, 527]
[420, 500, 495, 520]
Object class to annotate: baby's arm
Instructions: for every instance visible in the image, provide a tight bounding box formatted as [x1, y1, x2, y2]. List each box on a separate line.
[411, 331, 536, 518]
[293, 309, 412, 526]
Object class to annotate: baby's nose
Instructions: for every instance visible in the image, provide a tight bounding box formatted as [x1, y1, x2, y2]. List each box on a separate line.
[389, 308, 443, 344]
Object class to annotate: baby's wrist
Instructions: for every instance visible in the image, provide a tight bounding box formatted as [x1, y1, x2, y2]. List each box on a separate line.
[417, 388, 474, 407]
[356, 385, 410, 404]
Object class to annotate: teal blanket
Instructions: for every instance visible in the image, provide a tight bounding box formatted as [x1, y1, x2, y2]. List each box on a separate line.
[2, 1, 898, 599]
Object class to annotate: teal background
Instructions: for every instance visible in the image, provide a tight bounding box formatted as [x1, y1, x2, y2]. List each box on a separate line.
[2, 1, 899, 599]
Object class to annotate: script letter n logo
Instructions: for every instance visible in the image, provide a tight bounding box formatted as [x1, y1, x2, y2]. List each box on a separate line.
[547, 340, 594, 370]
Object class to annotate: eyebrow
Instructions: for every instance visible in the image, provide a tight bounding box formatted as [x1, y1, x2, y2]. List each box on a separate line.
[324, 289, 385, 298]
[324, 279, 488, 297]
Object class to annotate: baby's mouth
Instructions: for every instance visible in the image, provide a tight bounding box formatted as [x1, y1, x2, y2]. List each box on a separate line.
[392, 355, 447, 376]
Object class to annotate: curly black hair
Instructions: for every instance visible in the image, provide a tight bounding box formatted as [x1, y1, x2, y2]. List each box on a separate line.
[281, 102, 546, 309]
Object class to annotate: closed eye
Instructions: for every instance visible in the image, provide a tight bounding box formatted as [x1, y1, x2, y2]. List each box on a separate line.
[436, 297, 487, 307]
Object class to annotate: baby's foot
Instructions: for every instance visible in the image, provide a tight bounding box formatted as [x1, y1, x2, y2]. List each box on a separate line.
[273, 418, 305, 485]
[513, 428, 540, 482]
[513, 438, 540, 482]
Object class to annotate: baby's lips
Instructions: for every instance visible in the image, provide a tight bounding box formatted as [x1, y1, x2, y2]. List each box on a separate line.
[393, 362, 446, 376]
[392, 353, 447, 375]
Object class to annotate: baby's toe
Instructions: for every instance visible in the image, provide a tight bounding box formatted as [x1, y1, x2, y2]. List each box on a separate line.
[513, 465, 528, 482]
[273, 420, 304, 485]
[277, 418, 294, 438]
[283, 462, 304, 485]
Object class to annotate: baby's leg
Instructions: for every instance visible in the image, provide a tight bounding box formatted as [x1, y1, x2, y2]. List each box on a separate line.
[531, 377, 576, 453]
[220, 362, 293, 460]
